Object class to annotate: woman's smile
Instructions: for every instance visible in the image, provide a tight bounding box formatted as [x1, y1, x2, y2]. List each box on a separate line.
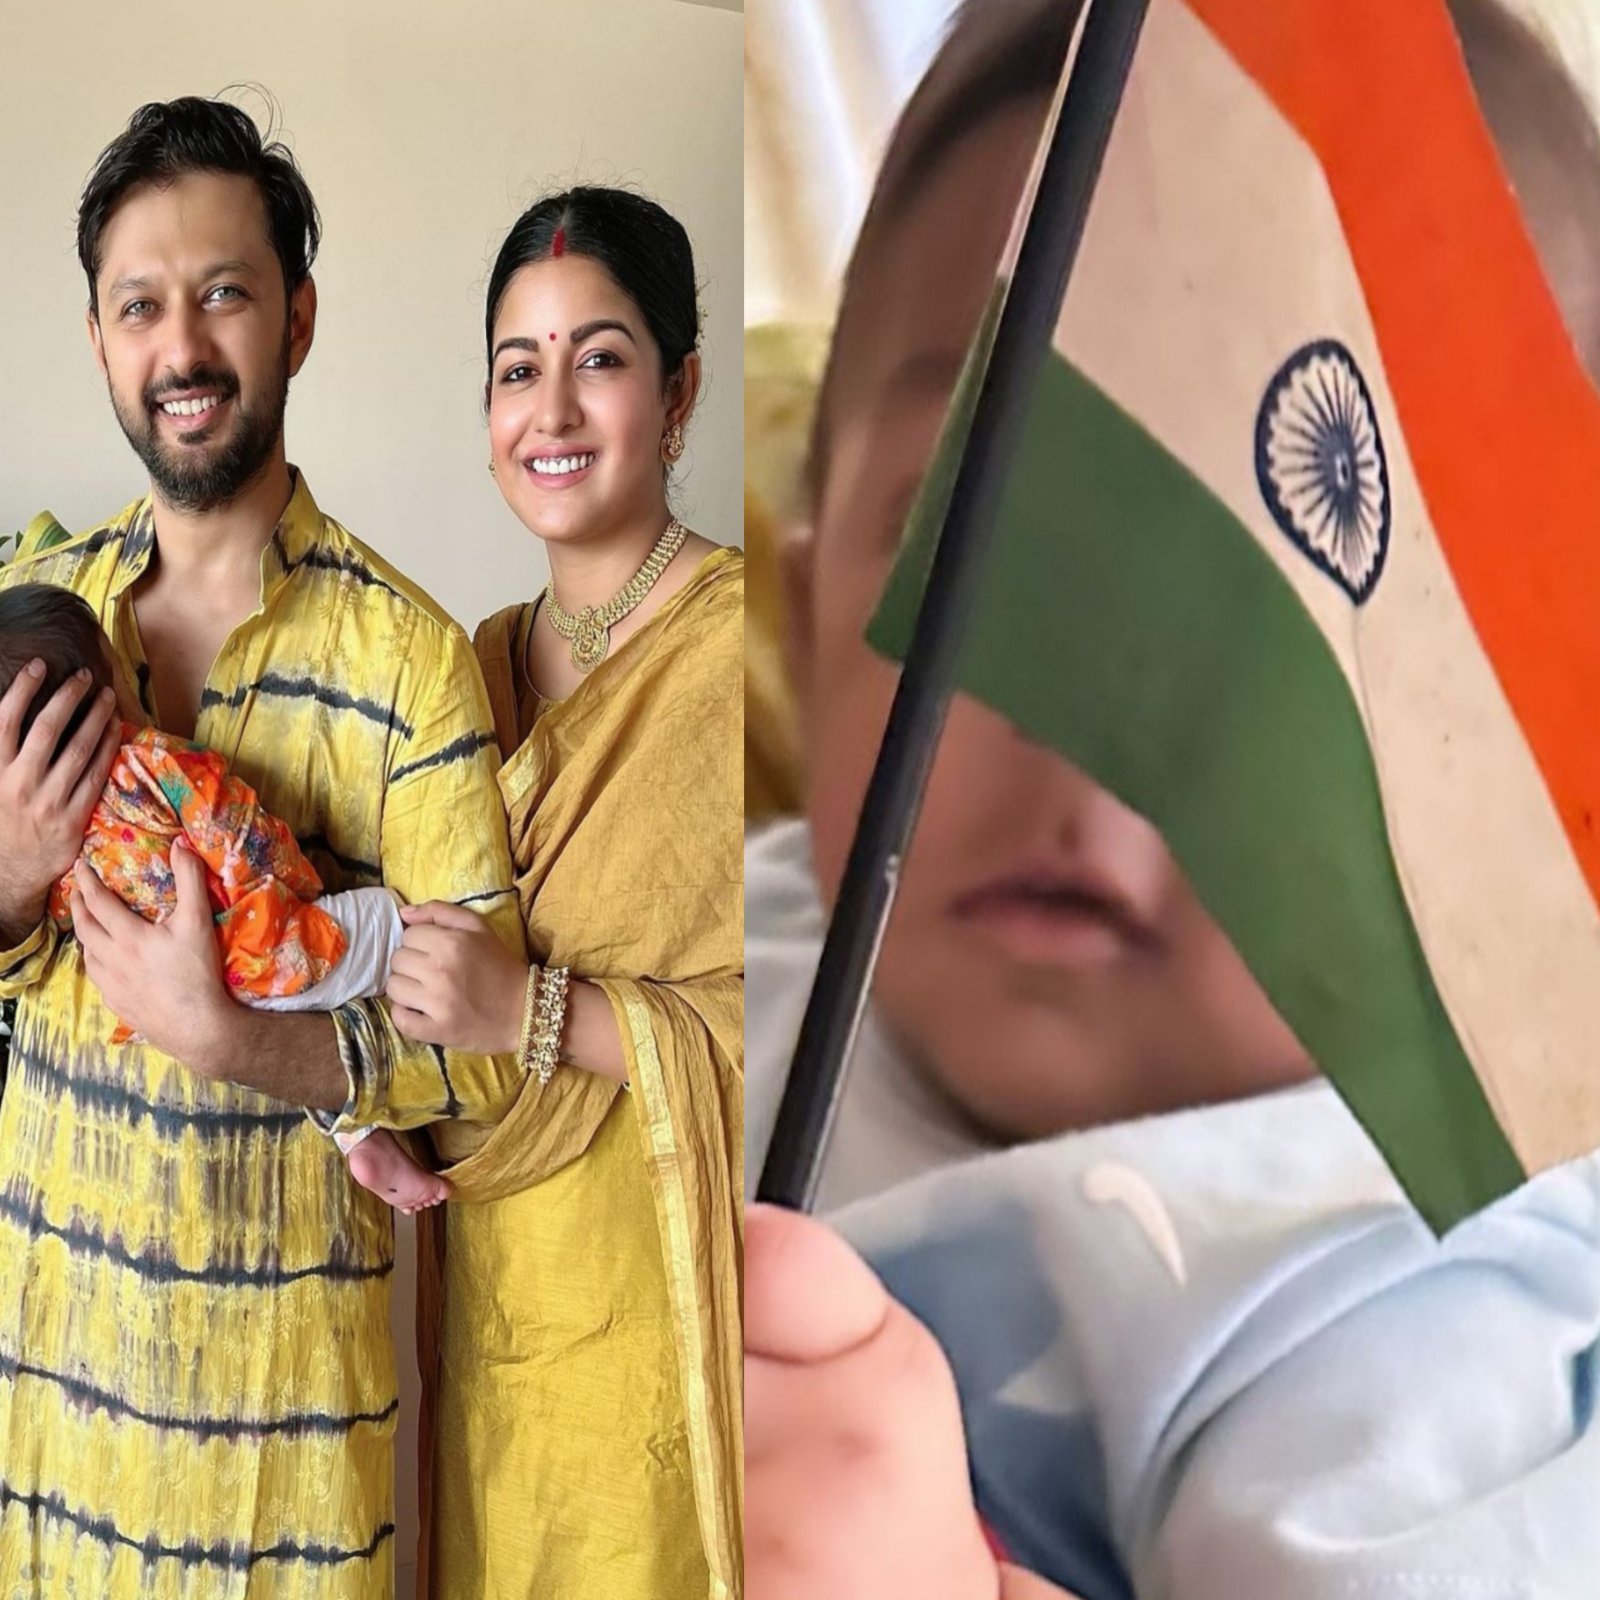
[523, 448, 598, 488]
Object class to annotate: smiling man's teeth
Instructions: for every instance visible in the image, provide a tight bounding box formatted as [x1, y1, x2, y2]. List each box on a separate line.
[160, 396, 221, 418]
[528, 452, 596, 476]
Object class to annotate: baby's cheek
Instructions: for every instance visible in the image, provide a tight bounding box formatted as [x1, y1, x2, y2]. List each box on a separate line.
[804, 679, 901, 890]
[804, 744, 873, 908]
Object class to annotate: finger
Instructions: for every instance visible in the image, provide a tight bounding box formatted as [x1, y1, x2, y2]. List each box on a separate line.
[16, 673, 94, 780]
[747, 1291, 963, 1467]
[744, 1351, 822, 1463]
[0, 659, 46, 767]
[69, 894, 112, 978]
[40, 688, 116, 807]
[397, 925, 467, 965]
[388, 1002, 439, 1043]
[77, 943, 106, 992]
[746, 1205, 891, 1364]
[398, 900, 483, 933]
[387, 945, 435, 982]
[66, 709, 123, 819]
[73, 857, 142, 941]
[70, 861, 112, 944]
[384, 972, 435, 1013]
[170, 838, 214, 931]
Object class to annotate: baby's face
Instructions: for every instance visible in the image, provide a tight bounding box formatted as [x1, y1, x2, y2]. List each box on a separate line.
[792, 17, 1600, 1143]
[791, 106, 1308, 1140]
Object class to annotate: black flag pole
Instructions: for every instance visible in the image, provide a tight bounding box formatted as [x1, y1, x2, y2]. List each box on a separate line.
[757, 0, 1152, 1211]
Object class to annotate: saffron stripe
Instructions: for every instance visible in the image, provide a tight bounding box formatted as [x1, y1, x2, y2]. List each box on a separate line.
[1189, 0, 1600, 906]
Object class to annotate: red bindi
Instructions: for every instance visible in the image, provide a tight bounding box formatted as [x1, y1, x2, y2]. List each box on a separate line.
[549, 333, 558, 342]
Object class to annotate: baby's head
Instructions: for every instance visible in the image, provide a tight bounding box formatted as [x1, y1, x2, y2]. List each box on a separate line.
[784, 0, 1600, 1141]
[0, 584, 140, 750]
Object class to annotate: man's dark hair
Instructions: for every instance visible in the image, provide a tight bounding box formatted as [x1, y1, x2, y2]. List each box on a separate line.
[77, 95, 322, 313]
[0, 585, 113, 750]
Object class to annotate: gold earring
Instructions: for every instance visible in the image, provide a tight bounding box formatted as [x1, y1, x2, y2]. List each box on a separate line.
[488, 460, 497, 476]
[662, 423, 685, 462]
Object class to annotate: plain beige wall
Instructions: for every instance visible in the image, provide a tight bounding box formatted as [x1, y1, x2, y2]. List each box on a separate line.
[0, 0, 743, 621]
[0, 2, 741, 1595]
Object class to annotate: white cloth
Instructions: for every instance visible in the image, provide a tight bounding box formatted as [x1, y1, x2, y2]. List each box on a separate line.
[746, 818, 1600, 1599]
[246, 886, 404, 1013]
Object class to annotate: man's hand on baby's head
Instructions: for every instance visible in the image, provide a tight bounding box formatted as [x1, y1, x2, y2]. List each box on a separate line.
[746, 1204, 1003, 1600]
[0, 663, 120, 943]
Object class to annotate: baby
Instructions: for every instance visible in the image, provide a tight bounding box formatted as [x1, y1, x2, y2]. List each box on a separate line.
[0, 581, 449, 1213]
[747, 0, 1600, 1595]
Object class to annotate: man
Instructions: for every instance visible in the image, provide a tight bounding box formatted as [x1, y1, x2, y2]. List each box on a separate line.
[0, 98, 522, 1598]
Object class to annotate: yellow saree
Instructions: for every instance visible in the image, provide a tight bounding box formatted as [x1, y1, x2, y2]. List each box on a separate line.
[419, 549, 744, 1600]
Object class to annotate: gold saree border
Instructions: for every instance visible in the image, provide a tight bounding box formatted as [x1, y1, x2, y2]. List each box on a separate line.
[619, 989, 734, 1600]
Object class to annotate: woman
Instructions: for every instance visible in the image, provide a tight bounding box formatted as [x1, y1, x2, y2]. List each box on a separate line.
[391, 188, 742, 1600]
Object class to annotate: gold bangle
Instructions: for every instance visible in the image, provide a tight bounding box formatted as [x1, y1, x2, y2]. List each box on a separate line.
[516, 965, 542, 1067]
[519, 965, 571, 1086]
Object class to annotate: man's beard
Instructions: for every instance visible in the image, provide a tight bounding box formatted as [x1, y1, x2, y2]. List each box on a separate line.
[111, 337, 290, 514]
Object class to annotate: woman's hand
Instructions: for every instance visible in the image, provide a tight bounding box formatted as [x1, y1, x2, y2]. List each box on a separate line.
[388, 901, 528, 1055]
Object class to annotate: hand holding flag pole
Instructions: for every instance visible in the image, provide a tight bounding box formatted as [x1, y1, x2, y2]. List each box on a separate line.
[757, 0, 1152, 1211]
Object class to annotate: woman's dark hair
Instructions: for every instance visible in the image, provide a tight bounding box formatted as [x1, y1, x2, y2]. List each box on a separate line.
[484, 186, 701, 391]
[0, 585, 113, 750]
[77, 95, 322, 312]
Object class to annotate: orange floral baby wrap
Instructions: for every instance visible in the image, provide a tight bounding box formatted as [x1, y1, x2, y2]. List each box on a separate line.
[48, 724, 347, 1037]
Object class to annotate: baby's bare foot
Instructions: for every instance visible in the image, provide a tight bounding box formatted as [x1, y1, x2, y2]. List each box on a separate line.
[345, 1129, 451, 1214]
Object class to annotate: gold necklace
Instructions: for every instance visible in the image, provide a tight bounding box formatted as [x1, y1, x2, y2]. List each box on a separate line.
[543, 518, 688, 671]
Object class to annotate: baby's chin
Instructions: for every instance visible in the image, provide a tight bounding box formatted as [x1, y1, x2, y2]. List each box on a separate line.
[882, 983, 1143, 1143]
[886, 939, 1291, 1141]
[913, 1043, 1120, 1147]
[905, 995, 1314, 1144]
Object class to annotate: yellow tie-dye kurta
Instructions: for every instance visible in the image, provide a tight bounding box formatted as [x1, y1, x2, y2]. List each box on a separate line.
[418, 549, 744, 1600]
[0, 474, 522, 1599]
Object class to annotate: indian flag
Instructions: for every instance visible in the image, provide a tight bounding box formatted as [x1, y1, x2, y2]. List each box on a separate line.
[870, 0, 1600, 1232]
